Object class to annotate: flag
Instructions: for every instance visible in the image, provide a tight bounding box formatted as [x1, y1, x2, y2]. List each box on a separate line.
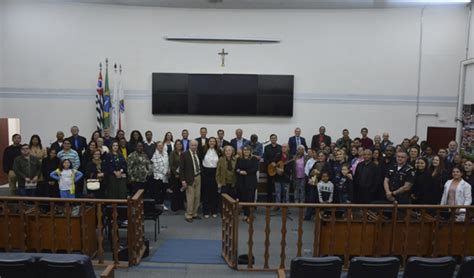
[111, 64, 120, 135]
[95, 65, 104, 132]
[118, 64, 126, 131]
[103, 59, 111, 129]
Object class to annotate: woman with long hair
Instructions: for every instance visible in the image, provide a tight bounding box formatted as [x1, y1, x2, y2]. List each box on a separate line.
[411, 157, 439, 204]
[440, 166, 472, 221]
[41, 148, 60, 197]
[169, 140, 185, 211]
[29, 134, 47, 161]
[127, 130, 143, 153]
[430, 155, 449, 203]
[163, 132, 174, 155]
[104, 141, 128, 199]
[83, 140, 98, 164]
[235, 145, 259, 223]
[202, 137, 221, 218]
[216, 145, 237, 199]
[86, 149, 107, 198]
[90, 130, 101, 144]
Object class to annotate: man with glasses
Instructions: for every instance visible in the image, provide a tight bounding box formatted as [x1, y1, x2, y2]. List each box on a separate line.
[57, 139, 80, 170]
[12, 144, 41, 196]
[384, 151, 415, 204]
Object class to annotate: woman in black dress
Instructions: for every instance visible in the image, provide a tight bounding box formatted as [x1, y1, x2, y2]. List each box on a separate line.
[430, 155, 449, 204]
[411, 157, 440, 204]
[169, 140, 185, 212]
[86, 149, 107, 198]
[235, 145, 259, 223]
[41, 148, 60, 197]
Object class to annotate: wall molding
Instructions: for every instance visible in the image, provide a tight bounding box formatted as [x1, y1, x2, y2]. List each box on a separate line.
[0, 87, 458, 107]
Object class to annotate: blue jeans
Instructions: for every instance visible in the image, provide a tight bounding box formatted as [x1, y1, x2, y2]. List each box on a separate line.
[274, 181, 289, 203]
[60, 190, 75, 199]
[294, 178, 306, 203]
[17, 188, 35, 197]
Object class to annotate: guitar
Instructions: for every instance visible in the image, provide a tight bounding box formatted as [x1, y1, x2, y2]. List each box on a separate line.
[267, 158, 295, 177]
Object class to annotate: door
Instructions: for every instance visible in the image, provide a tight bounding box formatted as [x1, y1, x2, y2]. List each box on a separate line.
[426, 127, 456, 152]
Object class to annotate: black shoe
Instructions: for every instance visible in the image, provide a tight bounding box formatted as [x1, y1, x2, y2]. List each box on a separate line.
[193, 216, 202, 220]
[185, 218, 193, 223]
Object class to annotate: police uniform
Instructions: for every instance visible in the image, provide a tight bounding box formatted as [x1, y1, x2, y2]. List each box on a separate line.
[385, 163, 415, 204]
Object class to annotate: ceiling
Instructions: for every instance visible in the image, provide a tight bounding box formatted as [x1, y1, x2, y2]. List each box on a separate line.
[51, 0, 472, 9]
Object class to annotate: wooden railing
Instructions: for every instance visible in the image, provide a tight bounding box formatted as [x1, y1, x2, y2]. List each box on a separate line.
[221, 194, 474, 271]
[0, 189, 146, 267]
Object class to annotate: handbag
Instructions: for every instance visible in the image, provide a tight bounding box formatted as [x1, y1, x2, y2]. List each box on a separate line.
[86, 179, 100, 191]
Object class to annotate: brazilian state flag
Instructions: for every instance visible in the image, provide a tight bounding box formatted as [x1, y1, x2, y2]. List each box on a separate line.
[103, 63, 111, 129]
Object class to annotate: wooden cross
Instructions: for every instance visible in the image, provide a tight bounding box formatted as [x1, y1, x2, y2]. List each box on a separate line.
[218, 48, 228, 67]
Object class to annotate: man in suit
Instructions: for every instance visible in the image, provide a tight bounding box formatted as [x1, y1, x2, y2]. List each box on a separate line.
[195, 127, 208, 160]
[264, 134, 281, 202]
[217, 129, 230, 151]
[68, 126, 87, 158]
[230, 128, 249, 153]
[181, 129, 190, 152]
[288, 127, 308, 157]
[67, 125, 87, 197]
[180, 140, 202, 223]
[311, 126, 331, 151]
[50, 131, 65, 153]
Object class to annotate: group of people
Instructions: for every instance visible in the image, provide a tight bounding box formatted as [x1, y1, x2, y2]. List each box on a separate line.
[2, 125, 473, 223]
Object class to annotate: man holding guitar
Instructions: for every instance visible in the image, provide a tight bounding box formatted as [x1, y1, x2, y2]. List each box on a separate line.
[272, 143, 294, 205]
[263, 134, 281, 202]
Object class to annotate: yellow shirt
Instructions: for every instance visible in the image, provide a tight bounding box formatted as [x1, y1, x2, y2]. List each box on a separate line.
[121, 147, 128, 160]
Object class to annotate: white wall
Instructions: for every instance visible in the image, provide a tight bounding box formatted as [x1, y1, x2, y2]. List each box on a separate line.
[0, 0, 5, 87]
[0, 0, 469, 145]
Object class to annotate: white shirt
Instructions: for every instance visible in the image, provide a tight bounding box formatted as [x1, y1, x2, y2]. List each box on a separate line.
[59, 169, 74, 191]
[151, 151, 169, 182]
[202, 149, 219, 168]
[305, 158, 316, 177]
[191, 151, 200, 175]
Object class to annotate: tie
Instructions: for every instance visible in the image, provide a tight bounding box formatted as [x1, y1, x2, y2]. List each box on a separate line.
[296, 137, 300, 146]
[75, 137, 79, 150]
[192, 152, 200, 175]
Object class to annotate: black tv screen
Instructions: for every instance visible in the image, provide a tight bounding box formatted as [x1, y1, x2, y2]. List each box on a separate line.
[152, 73, 294, 116]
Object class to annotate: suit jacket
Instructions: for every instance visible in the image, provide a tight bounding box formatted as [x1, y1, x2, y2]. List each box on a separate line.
[218, 139, 231, 150]
[288, 136, 308, 156]
[195, 137, 209, 160]
[311, 134, 331, 150]
[354, 161, 381, 203]
[230, 138, 249, 152]
[68, 135, 87, 157]
[181, 138, 190, 152]
[179, 150, 201, 186]
[50, 141, 64, 153]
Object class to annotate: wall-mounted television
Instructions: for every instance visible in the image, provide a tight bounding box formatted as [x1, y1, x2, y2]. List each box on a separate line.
[152, 73, 294, 116]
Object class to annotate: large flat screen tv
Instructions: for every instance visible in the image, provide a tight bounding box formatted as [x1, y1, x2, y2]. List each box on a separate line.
[152, 73, 294, 116]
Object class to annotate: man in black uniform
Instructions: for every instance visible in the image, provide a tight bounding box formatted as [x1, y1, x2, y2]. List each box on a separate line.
[375, 145, 396, 201]
[384, 151, 415, 204]
[263, 134, 281, 202]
